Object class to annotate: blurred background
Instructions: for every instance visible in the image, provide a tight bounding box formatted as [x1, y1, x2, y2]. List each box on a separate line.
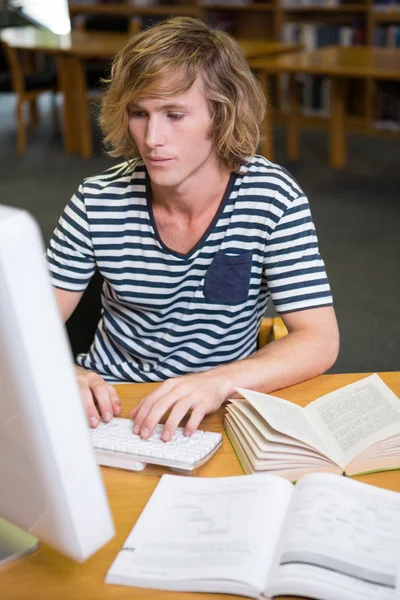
[0, 0, 399, 373]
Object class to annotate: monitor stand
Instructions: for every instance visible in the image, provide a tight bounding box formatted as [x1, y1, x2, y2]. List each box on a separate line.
[0, 518, 39, 565]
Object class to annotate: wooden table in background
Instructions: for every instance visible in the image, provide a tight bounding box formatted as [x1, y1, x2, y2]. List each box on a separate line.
[250, 46, 400, 169]
[1, 372, 400, 600]
[0, 26, 300, 159]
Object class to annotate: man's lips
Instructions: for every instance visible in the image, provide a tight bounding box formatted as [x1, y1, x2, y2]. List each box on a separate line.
[146, 157, 174, 162]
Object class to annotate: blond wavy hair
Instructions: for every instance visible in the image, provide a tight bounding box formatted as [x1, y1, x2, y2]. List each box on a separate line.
[99, 17, 266, 171]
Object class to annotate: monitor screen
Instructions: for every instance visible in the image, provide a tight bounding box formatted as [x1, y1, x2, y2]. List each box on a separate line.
[7, 0, 71, 35]
[0, 205, 114, 564]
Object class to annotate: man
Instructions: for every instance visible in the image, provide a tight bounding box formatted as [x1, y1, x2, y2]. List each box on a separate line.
[47, 17, 339, 442]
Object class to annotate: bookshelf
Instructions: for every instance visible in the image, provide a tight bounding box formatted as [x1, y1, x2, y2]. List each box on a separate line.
[68, 0, 400, 136]
[370, 1, 400, 130]
[373, 12, 400, 23]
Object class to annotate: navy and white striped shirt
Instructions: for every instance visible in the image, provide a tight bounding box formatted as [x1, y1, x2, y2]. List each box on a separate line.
[47, 155, 333, 382]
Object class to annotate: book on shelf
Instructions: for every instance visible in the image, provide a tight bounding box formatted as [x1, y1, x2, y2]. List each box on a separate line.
[375, 24, 400, 46]
[282, 0, 340, 8]
[105, 471, 400, 599]
[374, 0, 400, 12]
[224, 373, 400, 481]
[200, 0, 251, 5]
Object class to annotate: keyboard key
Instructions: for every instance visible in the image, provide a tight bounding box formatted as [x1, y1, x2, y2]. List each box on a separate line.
[91, 417, 222, 473]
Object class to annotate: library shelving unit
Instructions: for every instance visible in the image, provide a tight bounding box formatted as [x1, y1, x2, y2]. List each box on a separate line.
[369, 4, 400, 133]
[68, 1, 278, 39]
[68, 1, 400, 137]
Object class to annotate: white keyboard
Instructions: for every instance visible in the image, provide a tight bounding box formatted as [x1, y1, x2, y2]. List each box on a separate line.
[89, 417, 222, 473]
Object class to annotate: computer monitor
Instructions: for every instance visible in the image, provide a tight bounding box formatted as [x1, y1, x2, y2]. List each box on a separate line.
[7, 0, 71, 35]
[0, 205, 114, 565]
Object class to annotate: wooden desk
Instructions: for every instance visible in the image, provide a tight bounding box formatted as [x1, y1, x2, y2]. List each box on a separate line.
[250, 46, 400, 168]
[0, 28, 299, 61]
[0, 26, 299, 159]
[1, 372, 399, 600]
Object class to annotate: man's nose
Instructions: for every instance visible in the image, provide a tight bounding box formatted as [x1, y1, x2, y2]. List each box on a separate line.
[145, 117, 165, 148]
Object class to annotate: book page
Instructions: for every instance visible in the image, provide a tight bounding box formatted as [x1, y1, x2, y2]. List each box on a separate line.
[354, 434, 400, 460]
[236, 387, 329, 456]
[266, 473, 400, 600]
[227, 403, 330, 457]
[106, 473, 293, 595]
[305, 374, 400, 468]
[227, 408, 337, 465]
[229, 400, 324, 451]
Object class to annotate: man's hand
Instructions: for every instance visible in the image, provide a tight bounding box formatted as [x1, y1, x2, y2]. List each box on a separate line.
[129, 372, 234, 441]
[75, 366, 121, 428]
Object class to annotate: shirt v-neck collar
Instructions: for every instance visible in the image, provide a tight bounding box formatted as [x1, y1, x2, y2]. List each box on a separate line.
[145, 170, 237, 260]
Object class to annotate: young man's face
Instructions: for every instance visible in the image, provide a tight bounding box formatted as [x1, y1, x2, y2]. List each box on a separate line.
[128, 76, 222, 191]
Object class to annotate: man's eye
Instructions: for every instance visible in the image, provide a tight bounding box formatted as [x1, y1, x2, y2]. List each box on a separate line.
[129, 111, 147, 119]
[168, 113, 184, 121]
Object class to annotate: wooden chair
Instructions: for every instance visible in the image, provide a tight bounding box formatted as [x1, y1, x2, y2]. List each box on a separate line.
[272, 316, 288, 341]
[257, 316, 288, 348]
[2, 42, 58, 155]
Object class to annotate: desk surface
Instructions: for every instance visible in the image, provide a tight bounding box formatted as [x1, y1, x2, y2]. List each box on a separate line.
[2, 372, 400, 600]
[0, 27, 299, 60]
[250, 46, 400, 79]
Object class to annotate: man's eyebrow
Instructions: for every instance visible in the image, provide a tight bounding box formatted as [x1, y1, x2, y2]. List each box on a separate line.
[129, 102, 192, 111]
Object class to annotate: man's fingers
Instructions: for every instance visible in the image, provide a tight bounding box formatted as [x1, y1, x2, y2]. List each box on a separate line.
[107, 384, 120, 404]
[76, 369, 123, 426]
[162, 397, 195, 441]
[129, 399, 144, 419]
[129, 377, 219, 441]
[131, 395, 162, 435]
[78, 381, 101, 427]
[130, 393, 158, 419]
[130, 381, 178, 434]
[130, 380, 175, 419]
[90, 379, 115, 422]
[183, 404, 207, 437]
[107, 384, 121, 416]
[135, 391, 188, 438]
[77, 370, 116, 424]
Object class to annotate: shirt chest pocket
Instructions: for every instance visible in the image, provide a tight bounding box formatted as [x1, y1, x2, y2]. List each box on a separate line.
[203, 251, 252, 305]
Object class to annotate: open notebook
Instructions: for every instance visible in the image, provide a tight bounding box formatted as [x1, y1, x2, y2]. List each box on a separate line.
[105, 472, 400, 599]
[224, 374, 400, 480]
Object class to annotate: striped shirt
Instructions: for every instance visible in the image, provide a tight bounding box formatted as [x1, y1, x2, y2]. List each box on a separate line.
[46, 155, 333, 382]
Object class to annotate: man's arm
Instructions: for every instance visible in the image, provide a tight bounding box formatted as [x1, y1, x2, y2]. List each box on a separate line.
[54, 288, 84, 322]
[130, 305, 339, 441]
[54, 287, 122, 426]
[47, 184, 122, 427]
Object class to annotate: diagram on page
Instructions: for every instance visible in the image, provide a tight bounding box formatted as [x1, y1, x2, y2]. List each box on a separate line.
[165, 484, 267, 535]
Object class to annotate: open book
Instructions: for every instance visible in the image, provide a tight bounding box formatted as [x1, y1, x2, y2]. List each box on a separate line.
[224, 374, 400, 481]
[106, 472, 400, 599]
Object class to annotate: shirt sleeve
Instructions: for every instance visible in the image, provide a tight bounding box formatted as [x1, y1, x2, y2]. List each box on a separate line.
[46, 184, 96, 292]
[264, 194, 333, 314]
